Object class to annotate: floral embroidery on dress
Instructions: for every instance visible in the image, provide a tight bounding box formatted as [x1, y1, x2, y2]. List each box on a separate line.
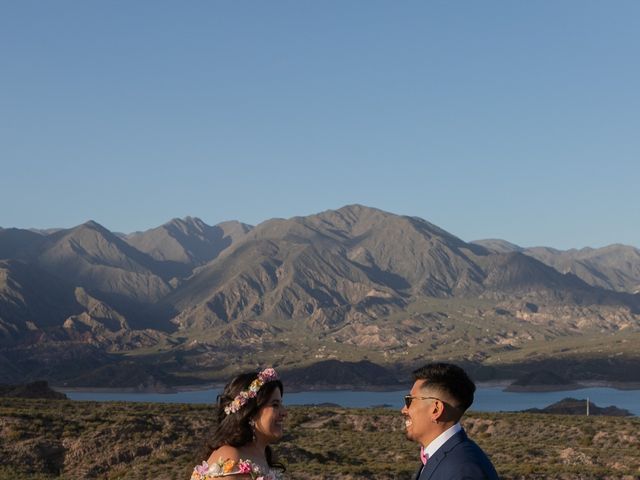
[191, 458, 282, 480]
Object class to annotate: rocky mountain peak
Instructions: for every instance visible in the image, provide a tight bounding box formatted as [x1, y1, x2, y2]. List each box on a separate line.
[2, 205, 640, 388]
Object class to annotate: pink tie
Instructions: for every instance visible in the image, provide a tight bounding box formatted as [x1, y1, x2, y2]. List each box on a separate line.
[420, 446, 428, 465]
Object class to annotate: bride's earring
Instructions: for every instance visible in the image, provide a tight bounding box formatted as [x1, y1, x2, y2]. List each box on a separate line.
[249, 419, 256, 442]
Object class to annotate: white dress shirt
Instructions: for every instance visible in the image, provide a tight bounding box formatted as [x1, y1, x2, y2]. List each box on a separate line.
[423, 422, 463, 461]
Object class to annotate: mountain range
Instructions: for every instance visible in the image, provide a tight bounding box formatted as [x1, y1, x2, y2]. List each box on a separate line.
[472, 239, 640, 294]
[1, 205, 639, 388]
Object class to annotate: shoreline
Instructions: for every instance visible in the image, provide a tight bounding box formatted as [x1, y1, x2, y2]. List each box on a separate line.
[53, 382, 225, 395]
[53, 379, 640, 395]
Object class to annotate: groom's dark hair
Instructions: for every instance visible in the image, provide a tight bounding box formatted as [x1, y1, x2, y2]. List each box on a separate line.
[413, 363, 476, 413]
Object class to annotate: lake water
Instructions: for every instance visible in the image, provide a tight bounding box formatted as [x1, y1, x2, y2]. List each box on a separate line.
[62, 386, 640, 416]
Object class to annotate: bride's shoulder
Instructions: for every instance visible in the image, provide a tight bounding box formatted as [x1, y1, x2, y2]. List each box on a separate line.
[190, 460, 282, 480]
[207, 445, 242, 464]
[190, 458, 247, 479]
[191, 447, 263, 479]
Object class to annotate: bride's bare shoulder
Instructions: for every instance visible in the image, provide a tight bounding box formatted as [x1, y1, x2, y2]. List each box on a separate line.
[207, 445, 242, 464]
[193, 446, 255, 479]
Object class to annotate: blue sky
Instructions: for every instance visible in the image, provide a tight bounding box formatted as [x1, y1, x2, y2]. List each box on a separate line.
[1, 1, 638, 249]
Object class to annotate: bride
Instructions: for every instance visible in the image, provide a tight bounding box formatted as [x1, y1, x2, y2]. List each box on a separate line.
[191, 368, 287, 479]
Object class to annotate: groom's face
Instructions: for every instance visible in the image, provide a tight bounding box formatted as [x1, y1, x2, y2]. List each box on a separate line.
[401, 379, 437, 446]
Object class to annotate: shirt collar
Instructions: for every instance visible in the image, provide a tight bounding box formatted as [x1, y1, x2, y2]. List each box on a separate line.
[423, 422, 462, 459]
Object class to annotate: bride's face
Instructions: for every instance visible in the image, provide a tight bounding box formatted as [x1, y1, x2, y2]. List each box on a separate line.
[254, 387, 287, 443]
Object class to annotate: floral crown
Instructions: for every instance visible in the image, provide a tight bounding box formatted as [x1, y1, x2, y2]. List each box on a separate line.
[223, 368, 279, 415]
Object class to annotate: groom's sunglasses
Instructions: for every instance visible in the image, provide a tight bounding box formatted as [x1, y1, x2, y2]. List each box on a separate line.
[403, 395, 441, 408]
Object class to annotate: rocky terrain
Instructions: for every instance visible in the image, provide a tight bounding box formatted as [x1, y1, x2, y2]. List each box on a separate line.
[0, 381, 66, 400]
[524, 397, 632, 416]
[1, 205, 640, 387]
[1, 397, 638, 479]
[473, 239, 640, 294]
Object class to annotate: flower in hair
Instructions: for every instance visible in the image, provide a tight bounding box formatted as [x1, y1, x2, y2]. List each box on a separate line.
[224, 368, 279, 415]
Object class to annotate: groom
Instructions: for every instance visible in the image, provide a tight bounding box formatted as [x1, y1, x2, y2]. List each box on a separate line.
[401, 363, 499, 480]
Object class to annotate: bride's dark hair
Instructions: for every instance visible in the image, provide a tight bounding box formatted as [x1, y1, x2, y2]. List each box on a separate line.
[207, 372, 285, 470]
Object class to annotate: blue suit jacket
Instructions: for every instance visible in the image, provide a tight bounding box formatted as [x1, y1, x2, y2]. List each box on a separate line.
[416, 429, 499, 480]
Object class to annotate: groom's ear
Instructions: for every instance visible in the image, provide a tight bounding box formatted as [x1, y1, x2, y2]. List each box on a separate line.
[430, 399, 445, 422]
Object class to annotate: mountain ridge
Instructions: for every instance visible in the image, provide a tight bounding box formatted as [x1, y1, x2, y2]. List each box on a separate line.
[1, 205, 639, 387]
[473, 239, 640, 294]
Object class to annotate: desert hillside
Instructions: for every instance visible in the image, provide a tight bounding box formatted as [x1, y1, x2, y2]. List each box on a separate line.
[0, 397, 638, 479]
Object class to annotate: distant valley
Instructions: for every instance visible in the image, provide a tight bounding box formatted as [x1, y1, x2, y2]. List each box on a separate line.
[1, 205, 639, 389]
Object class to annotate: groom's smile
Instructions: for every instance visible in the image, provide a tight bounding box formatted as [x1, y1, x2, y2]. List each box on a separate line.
[401, 379, 440, 445]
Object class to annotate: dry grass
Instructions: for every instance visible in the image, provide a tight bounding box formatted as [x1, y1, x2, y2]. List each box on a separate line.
[1, 398, 638, 479]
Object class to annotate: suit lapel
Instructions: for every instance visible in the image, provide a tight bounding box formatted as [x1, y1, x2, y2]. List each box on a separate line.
[414, 462, 424, 480]
[417, 430, 468, 480]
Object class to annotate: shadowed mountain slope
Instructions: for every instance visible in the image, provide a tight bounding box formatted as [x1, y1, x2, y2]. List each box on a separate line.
[0, 228, 46, 259]
[475, 251, 640, 317]
[474, 240, 640, 294]
[167, 205, 491, 331]
[167, 205, 640, 336]
[0, 259, 164, 351]
[525, 244, 640, 294]
[282, 359, 400, 387]
[125, 217, 251, 275]
[34, 221, 172, 307]
[0, 260, 81, 343]
[2, 206, 640, 387]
